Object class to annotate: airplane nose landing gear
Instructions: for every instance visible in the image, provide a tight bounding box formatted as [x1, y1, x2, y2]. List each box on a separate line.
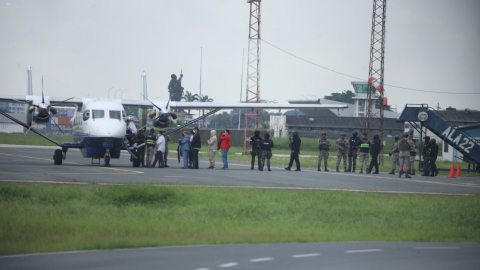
[104, 148, 111, 167]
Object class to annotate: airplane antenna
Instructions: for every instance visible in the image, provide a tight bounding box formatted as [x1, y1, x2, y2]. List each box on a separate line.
[41, 76, 44, 104]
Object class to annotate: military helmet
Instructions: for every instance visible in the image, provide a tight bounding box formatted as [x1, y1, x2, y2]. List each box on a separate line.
[254, 130, 260, 136]
[321, 132, 326, 135]
[352, 131, 358, 136]
[341, 133, 346, 136]
[394, 135, 399, 140]
[264, 133, 270, 139]
[373, 134, 379, 138]
[403, 132, 409, 137]
[430, 139, 436, 144]
[424, 136, 430, 141]
[150, 128, 155, 133]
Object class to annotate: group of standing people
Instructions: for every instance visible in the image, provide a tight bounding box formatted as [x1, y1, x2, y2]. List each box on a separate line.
[178, 128, 231, 170]
[314, 131, 382, 174]
[249, 130, 275, 171]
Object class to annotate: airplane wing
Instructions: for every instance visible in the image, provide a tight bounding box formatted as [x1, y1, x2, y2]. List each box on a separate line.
[168, 101, 348, 110]
[0, 94, 83, 106]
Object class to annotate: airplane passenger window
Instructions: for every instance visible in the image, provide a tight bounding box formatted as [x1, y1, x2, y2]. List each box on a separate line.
[109, 110, 121, 120]
[92, 110, 104, 119]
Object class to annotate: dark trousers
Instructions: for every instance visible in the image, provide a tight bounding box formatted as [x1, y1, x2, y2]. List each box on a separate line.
[348, 149, 357, 170]
[251, 150, 262, 169]
[368, 152, 379, 172]
[287, 151, 300, 170]
[138, 147, 145, 166]
[431, 156, 438, 173]
[152, 151, 164, 168]
[193, 149, 199, 169]
[423, 155, 431, 173]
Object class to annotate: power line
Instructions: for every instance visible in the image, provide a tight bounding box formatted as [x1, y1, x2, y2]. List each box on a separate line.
[261, 39, 480, 95]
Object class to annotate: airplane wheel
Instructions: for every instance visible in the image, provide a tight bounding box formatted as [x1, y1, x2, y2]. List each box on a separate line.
[104, 156, 111, 167]
[54, 149, 63, 165]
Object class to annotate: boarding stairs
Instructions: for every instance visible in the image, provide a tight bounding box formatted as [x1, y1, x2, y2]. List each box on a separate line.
[398, 105, 480, 170]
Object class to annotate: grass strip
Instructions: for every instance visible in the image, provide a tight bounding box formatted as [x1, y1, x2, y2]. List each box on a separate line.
[0, 184, 479, 254]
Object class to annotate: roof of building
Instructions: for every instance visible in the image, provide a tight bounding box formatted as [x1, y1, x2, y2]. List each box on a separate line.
[436, 110, 480, 124]
[286, 115, 404, 130]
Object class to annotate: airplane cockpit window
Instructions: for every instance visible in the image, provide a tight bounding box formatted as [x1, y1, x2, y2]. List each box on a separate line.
[122, 110, 126, 121]
[92, 110, 105, 119]
[83, 110, 91, 121]
[109, 110, 121, 120]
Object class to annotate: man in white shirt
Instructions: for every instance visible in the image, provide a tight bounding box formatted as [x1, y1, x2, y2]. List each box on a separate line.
[127, 120, 137, 135]
[151, 130, 165, 168]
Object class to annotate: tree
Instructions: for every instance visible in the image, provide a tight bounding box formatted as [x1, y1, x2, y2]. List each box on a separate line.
[324, 90, 355, 104]
[182, 91, 199, 102]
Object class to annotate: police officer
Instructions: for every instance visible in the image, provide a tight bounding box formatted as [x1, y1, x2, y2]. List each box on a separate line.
[347, 131, 361, 172]
[398, 132, 412, 178]
[388, 135, 400, 175]
[421, 136, 431, 176]
[367, 134, 382, 174]
[318, 132, 331, 171]
[250, 130, 263, 170]
[260, 133, 274, 172]
[136, 128, 146, 167]
[145, 128, 156, 168]
[336, 133, 348, 172]
[358, 133, 371, 174]
[163, 133, 170, 167]
[285, 132, 301, 171]
[409, 139, 416, 175]
[429, 138, 439, 176]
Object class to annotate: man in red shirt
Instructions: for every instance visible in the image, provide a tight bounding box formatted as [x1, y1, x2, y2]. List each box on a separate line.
[219, 129, 231, 170]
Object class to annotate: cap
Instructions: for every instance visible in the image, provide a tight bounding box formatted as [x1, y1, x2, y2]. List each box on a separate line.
[321, 132, 326, 135]
[403, 132, 409, 137]
[150, 128, 155, 133]
[341, 133, 346, 136]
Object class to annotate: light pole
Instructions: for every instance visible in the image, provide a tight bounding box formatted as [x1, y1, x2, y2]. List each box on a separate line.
[114, 89, 122, 99]
[120, 89, 128, 100]
[108, 87, 114, 99]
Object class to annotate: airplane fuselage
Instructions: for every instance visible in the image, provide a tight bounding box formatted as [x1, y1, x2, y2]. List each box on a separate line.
[71, 99, 127, 159]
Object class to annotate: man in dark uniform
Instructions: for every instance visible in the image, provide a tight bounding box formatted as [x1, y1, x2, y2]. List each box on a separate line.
[285, 132, 301, 171]
[146, 128, 156, 168]
[421, 136, 431, 176]
[250, 130, 263, 170]
[260, 133, 274, 172]
[429, 139, 439, 176]
[136, 128, 146, 167]
[358, 133, 371, 174]
[163, 133, 170, 167]
[367, 134, 382, 174]
[347, 131, 361, 172]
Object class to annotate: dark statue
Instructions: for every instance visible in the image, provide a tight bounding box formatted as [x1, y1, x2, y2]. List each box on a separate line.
[168, 73, 184, 101]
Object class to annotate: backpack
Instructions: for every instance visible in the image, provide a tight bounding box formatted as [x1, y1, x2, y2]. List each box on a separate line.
[398, 139, 410, 151]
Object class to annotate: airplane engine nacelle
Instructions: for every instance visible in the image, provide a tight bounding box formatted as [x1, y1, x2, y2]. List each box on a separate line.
[28, 106, 36, 114]
[153, 113, 170, 128]
[49, 106, 57, 114]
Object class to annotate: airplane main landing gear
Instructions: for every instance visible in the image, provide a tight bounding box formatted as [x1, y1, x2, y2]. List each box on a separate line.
[53, 149, 63, 165]
[104, 148, 111, 167]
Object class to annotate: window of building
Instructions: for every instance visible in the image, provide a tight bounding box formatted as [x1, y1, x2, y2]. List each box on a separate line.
[109, 110, 121, 120]
[92, 110, 104, 119]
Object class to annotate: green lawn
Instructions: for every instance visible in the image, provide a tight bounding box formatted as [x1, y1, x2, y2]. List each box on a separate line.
[1, 184, 479, 254]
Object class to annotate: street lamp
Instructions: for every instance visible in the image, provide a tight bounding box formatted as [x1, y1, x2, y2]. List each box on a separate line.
[108, 87, 114, 99]
[120, 89, 128, 100]
[114, 89, 122, 99]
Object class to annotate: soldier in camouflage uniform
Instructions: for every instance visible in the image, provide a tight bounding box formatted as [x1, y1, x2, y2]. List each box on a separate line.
[398, 132, 412, 178]
[358, 133, 371, 173]
[388, 135, 400, 175]
[409, 139, 416, 175]
[336, 133, 348, 172]
[260, 133, 274, 172]
[318, 133, 331, 171]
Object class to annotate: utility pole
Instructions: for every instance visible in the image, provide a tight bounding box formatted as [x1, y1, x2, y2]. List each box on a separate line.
[243, 0, 262, 154]
[365, 0, 387, 165]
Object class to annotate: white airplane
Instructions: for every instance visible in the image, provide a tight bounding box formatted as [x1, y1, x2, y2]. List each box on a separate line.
[0, 93, 348, 167]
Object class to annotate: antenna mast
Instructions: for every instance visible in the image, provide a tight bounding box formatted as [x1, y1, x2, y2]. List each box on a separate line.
[243, 0, 262, 154]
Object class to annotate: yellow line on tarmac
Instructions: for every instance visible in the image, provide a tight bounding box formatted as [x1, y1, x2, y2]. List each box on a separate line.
[0, 180, 475, 196]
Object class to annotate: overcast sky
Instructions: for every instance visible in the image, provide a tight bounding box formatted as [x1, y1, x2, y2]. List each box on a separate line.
[1, 0, 479, 112]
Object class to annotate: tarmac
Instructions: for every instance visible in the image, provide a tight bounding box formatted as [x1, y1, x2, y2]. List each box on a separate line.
[0, 145, 479, 196]
[1, 145, 480, 270]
